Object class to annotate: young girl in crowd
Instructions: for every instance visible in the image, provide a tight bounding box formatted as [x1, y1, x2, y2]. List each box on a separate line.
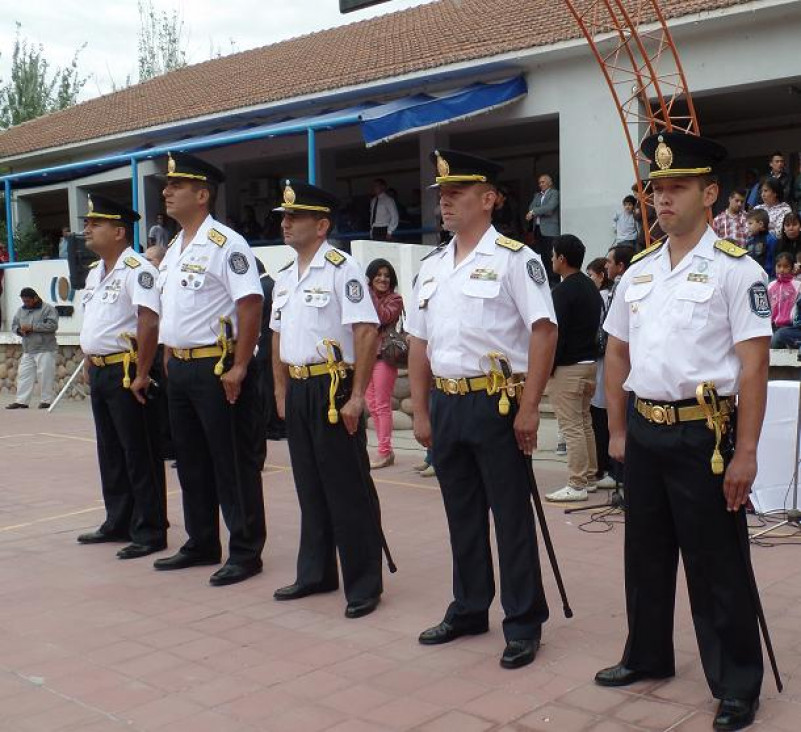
[779, 212, 801, 271]
[769, 252, 801, 331]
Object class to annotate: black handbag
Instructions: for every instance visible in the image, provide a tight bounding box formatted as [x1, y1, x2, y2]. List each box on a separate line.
[379, 311, 408, 368]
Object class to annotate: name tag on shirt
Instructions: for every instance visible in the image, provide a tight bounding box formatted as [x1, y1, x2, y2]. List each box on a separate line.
[303, 289, 330, 308]
[687, 273, 709, 283]
[632, 274, 653, 284]
[469, 268, 498, 281]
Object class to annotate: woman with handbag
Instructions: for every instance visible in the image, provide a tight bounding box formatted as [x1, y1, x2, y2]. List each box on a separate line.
[366, 258, 405, 469]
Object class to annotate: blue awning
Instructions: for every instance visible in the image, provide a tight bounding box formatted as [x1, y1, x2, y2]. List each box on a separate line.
[359, 76, 528, 147]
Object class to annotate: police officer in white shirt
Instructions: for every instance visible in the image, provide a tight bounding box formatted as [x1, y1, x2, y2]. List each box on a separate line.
[596, 132, 772, 732]
[270, 180, 385, 619]
[407, 150, 558, 669]
[153, 152, 266, 587]
[77, 195, 167, 559]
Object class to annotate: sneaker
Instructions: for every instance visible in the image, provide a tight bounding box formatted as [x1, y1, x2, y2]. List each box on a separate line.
[555, 442, 567, 456]
[370, 452, 395, 470]
[412, 461, 430, 472]
[545, 486, 588, 502]
[419, 465, 436, 478]
[586, 482, 598, 493]
[597, 474, 619, 489]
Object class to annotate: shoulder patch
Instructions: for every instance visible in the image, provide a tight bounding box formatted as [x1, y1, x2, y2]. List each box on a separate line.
[748, 281, 771, 317]
[496, 235, 525, 252]
[207, 228, 227, 247]
[278, 259, 295, 272]
[421, 244, 446, 261]
[123, 256, 142, 269]
[526, 258, 546, 285]
[631, 240, 664, 264]
[167, 234, 178, 249]
[325, 249, 345, 267]
[714, 239, 747, 258]
[88, 260, 100, 269]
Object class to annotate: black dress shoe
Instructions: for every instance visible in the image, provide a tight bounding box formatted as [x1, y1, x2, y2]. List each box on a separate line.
[345, 596, 380, 619]
[77, 529, 130, 545]
[594, 664, 674, 687]
[38, 402, 50, 409]
[418, 620, 489, 645]
[153, 551, 220, 571]
[117, 542, 167, 560]
[273, 582, 339, 601]
[500, 639, 540, 669]
[209, 562, 262, 586]
[713, 698, 758, 731]
[5, 403, 28, 410]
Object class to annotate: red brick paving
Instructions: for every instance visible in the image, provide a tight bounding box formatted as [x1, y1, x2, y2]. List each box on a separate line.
[0, 401, 799, 731]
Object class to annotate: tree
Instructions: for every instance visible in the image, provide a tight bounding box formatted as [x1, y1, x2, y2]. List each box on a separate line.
[0, 23, 86, 130]
[137, 0, 188, 82]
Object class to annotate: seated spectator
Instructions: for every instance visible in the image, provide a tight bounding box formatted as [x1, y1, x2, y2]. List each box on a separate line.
[771, 288, 801, 349]
[712, 189, 748, 248]
[544, 235, 603, 503]
[612, 195, 639, 247]
[745, 208, 777, 275]
[778, 212, 801, 270]
[755, 177, 793, 238]
[769, 252, 801, 330]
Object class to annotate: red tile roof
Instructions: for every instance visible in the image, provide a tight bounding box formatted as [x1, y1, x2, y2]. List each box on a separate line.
[0, 0, 745, 161]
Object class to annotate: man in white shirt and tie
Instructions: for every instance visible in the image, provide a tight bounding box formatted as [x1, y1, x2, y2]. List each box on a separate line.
[369, 178, 399, 241]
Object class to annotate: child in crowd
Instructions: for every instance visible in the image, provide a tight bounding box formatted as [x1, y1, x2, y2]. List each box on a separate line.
[745, 208, 777, 276]
[612, 195, 639, 247]
[768, 252, 801, 331]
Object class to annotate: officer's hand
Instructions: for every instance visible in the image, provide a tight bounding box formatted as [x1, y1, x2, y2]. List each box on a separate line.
[413, 413, 432, 449]
[514, 403, 540, 455]
[723, 450, 757, 512]
[129, 375, 150, 405]
[275, 390, 286, 420]
[340, 395, 365, 436]
[221, 364, 247, 405]
[609, 431, 626, 462]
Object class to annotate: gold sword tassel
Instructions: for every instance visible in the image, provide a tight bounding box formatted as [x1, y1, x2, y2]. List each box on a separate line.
[214, 316, 233, 377]
[120, 332, 137, 389]
[696, 381, 728, 475]
[321, 339, 344, 425]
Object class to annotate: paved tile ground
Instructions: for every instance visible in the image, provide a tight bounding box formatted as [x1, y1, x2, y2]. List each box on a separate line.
[0, 399, 800, 731]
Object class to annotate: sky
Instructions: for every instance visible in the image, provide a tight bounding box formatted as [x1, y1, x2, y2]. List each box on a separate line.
[0, 0, 435, 99]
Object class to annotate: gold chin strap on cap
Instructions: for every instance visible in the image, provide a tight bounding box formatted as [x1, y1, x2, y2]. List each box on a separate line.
[696, 381, 730, 475]
[214, 316, 233, 376]
[484, 351, 518, 416]
[320, 338, 348, 425]
[120, 333, 138, 389]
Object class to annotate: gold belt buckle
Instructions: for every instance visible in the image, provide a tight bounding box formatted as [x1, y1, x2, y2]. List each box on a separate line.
[90, 356, 103, 366]
[650, 404, 666, 424]
[443, 378, 461, 395]
[289, 365, 308, 379]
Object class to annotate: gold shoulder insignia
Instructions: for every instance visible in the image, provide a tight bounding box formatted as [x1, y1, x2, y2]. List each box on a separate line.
[421, 243, 446, 261]
[207, 228, 227, 247]
[123, 256, 142, 269]
[496, 235, 525, 252]
[167, 234, 178, 249]
[714, 239, 747, 258]
[631, 240, 665, 264]
[88, 260, 100, 269]
[325, 249, 345, 267]
[278, 259, 295, 272]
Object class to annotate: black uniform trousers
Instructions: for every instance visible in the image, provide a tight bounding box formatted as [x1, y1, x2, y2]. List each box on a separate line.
[430, 389, 549, 642]
[167, 357, 266, 566]
[285, 374, 383, 602]
[89, 363, 167, 545]
[621, 409, 763, 700]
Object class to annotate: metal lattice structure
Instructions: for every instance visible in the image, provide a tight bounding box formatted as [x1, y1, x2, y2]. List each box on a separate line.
[562, 0, 701, 245]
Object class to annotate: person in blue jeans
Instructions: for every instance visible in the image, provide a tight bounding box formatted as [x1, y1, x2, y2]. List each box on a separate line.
[771, 288, 801, 349]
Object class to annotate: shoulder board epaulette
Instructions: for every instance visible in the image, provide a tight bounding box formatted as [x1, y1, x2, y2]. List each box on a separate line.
[88, 260, 100, 269]
[278, 259, 295, 272]
[123, 256, 141, 269]
[714, 239, 747, 258]
[631, 240, 664, 264]
[496, 235, 525, 252]
[167, 234, 178, 249]
[421, 244, 446, 261]
[325, 249, 345, 267]
[207, 228, 227, 247]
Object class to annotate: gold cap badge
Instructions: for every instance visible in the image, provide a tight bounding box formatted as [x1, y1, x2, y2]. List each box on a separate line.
[654, 135, 673, 171]
[167, 153, 176, 174]
[283, 184, 296, 205]
[87, 195, 94, 213]
[435, 151, 450, 178]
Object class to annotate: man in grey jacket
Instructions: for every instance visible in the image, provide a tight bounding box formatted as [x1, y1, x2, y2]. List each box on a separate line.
[7, 288, 59, 409]
[526, 174, 561, 286]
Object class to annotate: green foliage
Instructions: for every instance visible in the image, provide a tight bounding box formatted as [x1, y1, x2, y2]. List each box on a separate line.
[0, 23, 87, 129]
[138, 0, 188, 82]
[10, 220, 49, 262]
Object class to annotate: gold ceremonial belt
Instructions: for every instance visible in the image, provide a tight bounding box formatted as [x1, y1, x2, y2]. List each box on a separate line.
[89, 352, 134, 367]
[434, 375, 525, 396]
[635, 396, 732, 426]
[288, 362, 353, 380]
[172, 344, 235, 361]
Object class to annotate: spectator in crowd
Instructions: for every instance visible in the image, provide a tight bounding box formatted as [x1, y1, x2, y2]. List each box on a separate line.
[712, 189, 748, 248]
[778, 211, 801, 268]
[793, 158, 801, 213]
[545, 235, 603, 503]
[369, 178, 399, 241]
[526, 173, 560, 286]
[605, 243, 635, 298]
[7, 288, 59, 410]
[585, 257, 617, 488]
[772, 289, 801, 349]
[755, 177, 793, 238]
[144, 244, 167, 267]
[147, 213, 170, 247]
[240, 205, 263, 243]
[745, 208, 777, 275]
[630, 183, 664, 251]
[365, 258, 404, 469]
[747, 151, 793, 208]
[57, 225, 71, 259]
[769, 252, 801, 331]
[493, 185, 520, 239]
[613, 195, 639, 247]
